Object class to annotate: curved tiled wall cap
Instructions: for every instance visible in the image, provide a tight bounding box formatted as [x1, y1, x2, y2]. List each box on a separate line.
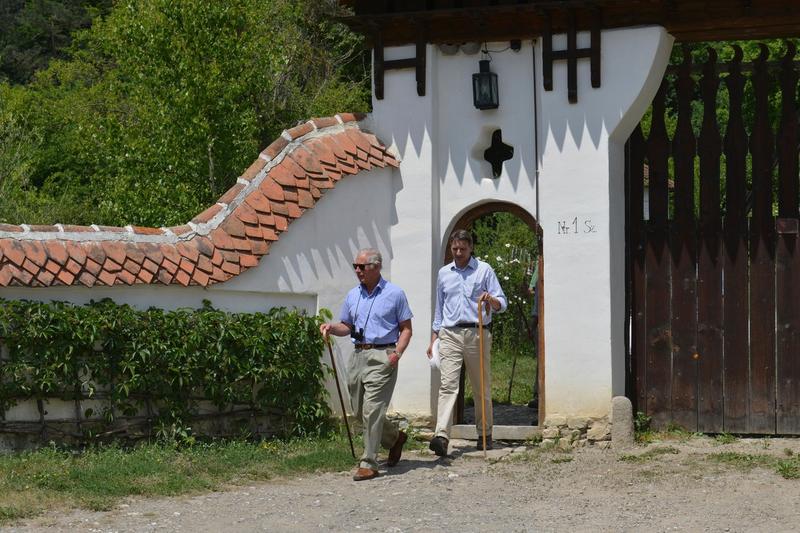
[0, 114, 399, 287]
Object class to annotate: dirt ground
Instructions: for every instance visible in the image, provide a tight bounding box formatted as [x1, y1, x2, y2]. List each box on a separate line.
[6, 435, 800, 533]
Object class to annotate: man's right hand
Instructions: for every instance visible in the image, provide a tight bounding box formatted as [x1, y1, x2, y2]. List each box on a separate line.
[320, 323, 332, 338]
[426, 343, 433, 359]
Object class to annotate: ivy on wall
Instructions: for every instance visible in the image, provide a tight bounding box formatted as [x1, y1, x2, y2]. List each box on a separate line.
[0, 298, 332, 440]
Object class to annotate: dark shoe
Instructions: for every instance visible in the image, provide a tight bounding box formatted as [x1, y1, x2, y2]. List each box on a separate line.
[477, 435, 493, 451]
[386, 431, 407, 467]
[429, 435, 449, 457]
[353, 467, 379, 481]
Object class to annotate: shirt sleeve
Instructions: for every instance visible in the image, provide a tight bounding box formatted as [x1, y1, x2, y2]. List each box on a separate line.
[432, 273, 444, 332]
[485, 266, 508, 313]
[339, 292, 354, 326]
[395, 289, 413, 323]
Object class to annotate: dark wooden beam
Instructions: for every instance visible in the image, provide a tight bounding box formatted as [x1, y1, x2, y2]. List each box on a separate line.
[339, 0, 800, 46]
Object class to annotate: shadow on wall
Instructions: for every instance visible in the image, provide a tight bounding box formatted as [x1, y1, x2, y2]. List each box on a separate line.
[220, 169, 396, 295]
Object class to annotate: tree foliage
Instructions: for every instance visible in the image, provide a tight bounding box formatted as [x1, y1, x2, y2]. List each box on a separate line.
[0, 0, 370, 227]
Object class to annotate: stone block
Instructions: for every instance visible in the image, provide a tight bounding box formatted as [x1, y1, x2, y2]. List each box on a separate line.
[598, 441, 612, 450]
[544, 415, 567, 427]
[587, 421, 611, 441]
[567, 416, 589, 430]
[540, 438, 556, 448]
[557, 438, 573, 451]
[611, 396, 635, 450]
[542, 427, 560, 439]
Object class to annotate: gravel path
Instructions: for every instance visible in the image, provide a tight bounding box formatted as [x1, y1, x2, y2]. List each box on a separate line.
[7, 436, 800, 533]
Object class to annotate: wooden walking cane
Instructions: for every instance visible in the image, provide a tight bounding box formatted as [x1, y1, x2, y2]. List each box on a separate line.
[326, 337, 355, 459]
[477, 293, 491, 459]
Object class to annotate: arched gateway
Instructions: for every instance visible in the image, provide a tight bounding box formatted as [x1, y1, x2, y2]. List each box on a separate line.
[14, 1, 800, 440]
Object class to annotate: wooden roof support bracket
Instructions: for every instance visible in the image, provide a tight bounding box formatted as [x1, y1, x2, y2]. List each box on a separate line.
[542, 8, 602, 104]
[374, 26, 426, 100]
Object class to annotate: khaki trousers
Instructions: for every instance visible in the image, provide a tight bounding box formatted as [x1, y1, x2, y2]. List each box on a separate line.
[434, 327, 493, 440]
[347, 346, 400, 470]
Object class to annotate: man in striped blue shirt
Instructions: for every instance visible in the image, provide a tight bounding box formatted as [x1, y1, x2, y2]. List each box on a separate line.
[427, 229, 507, 456]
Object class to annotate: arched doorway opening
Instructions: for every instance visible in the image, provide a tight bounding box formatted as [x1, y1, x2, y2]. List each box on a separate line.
[442, 201, 544, 435]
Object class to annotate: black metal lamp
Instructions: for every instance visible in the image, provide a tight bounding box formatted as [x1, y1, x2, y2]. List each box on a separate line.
[472, 59, 499, 110]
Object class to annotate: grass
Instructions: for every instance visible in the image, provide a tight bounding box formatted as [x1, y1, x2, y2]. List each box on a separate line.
[707, 451, 800, 479]
[0, 433, 359, 524]
[618, 446, 680, 463]
[464, 345, 537, 406]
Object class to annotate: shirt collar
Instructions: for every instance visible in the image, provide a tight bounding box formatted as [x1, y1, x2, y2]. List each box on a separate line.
[360, 276, 386, 296]
[451, 256, 478, 272]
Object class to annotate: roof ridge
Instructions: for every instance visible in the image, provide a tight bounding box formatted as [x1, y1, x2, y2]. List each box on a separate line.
[0, 113, 400, 287]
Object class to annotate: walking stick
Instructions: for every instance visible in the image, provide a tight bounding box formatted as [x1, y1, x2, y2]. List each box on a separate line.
[478, 294, 491, 459]
[326, 337, 355, 459]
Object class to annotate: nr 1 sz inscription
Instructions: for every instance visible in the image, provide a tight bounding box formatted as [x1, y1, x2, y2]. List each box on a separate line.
[557, 217, 597, 235]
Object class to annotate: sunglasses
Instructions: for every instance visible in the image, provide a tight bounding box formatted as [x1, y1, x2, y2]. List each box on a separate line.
[352, 263, 374, 271]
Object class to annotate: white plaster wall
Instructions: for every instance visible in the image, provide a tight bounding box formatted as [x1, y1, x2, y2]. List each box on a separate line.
[0, 167, 397, 418]
[372, 26, 672, 422]
[536, 26, 673, 418]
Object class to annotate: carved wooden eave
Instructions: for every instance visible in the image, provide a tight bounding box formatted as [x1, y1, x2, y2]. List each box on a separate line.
[338, 1, 800, 46]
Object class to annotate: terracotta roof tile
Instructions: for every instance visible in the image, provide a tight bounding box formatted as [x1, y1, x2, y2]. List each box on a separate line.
[260, 179, 285, 202]
[44, 260, 61, 275]
[29, 224, 58, 232]
[244, 191, 271, 213]
[241, 158, 267, 182]
[286, 122, 314, 140]
[250, 239, 269, 254]
[192, 204, 224, 224]
[61, 225, 96, 233]
[312, 116, 339, 129]
[168, 225, 193, 236]
[138, 268, 154, 284]
[98, 270, 117, 286]
[57, 269, 75, 285]
[174, 269, 191, 286]
[263, 137, 289, 160]
[192, 269, 210, 286]
[240, 254, 258, 268]
[123, 259, 141, 275]
[84, 257, 102, 276]
[0, 116, 398, 288]
[21, 241, 46, 267]
[218, 183, 246, 205]
[131, 225, 164, 236]
[141, 257, 159, 274]
[79, 271, 97, 287]
[116, 269, 136, 285]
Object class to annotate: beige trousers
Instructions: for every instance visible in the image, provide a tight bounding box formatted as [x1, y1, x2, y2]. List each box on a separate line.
[347, 346, 400, 470]
[434, 327, 493, 440]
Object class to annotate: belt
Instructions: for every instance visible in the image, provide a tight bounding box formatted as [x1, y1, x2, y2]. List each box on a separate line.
[354, 343, 397, 350]
[451, 322, 492, 329]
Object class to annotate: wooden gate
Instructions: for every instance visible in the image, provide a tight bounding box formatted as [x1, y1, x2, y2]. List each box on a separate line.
[626, 43, 800, 435]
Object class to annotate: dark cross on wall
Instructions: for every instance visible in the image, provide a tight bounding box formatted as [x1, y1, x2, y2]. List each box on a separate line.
[484, 129, 513, 178]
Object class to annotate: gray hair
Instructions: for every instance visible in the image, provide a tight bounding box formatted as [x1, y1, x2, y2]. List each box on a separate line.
[449, 229, 473, 246]
[357, 248, 382, 266]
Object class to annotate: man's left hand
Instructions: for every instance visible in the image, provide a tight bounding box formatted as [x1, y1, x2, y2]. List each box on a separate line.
[388, 351, 401, 368]
[480, 292, 499, 311]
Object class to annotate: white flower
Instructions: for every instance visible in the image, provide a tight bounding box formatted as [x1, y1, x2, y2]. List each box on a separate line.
[505, 243, 511, 248]
[496, 256, 502, 261]
[503, 276, 509, 280]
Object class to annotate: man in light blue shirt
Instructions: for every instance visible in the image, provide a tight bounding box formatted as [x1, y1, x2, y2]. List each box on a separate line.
[427, 230, 507, 455]
[321, 248, 413, 480]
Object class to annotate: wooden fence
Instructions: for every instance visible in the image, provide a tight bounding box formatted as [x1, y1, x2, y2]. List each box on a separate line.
[626, 43, 800, 434]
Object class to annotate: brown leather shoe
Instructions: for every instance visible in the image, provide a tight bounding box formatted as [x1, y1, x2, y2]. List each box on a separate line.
[353, 467, 379, 481]
[386, 431, 407, 467]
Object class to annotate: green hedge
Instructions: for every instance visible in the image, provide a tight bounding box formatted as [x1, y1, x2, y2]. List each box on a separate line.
[0, 298, 332, 441]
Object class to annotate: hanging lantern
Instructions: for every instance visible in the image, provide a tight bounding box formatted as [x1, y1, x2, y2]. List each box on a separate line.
[472, 59, 499, 110]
